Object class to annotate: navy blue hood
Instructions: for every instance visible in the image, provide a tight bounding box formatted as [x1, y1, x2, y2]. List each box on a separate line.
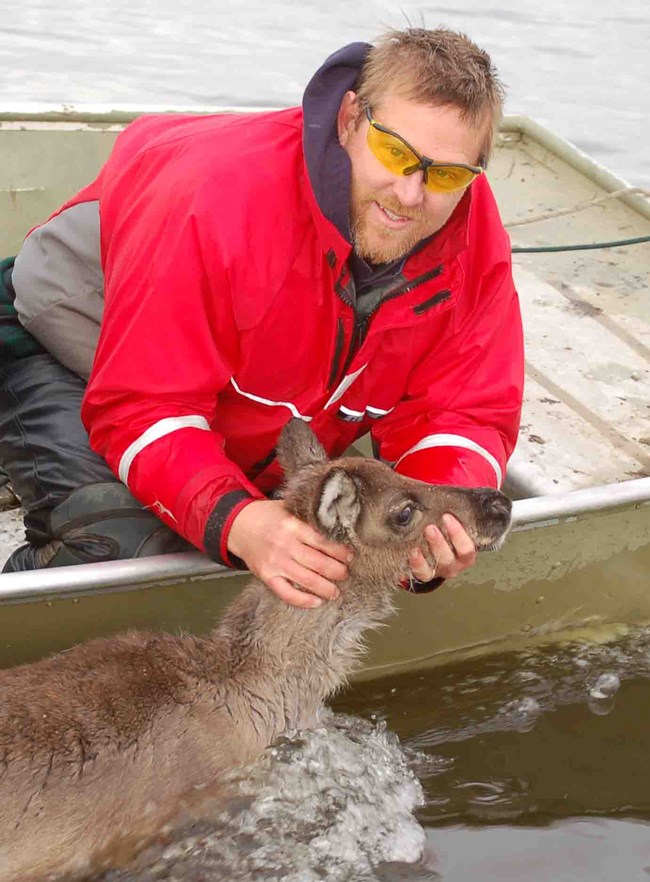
[302, 42, 370, 246]
[301, 42, 432, 288]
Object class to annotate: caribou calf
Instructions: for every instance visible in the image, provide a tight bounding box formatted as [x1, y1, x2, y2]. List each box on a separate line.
[0, 419, 511, 881]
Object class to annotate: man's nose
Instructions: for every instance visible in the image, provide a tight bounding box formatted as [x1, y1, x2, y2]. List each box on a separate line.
[392, 170, 426, 207]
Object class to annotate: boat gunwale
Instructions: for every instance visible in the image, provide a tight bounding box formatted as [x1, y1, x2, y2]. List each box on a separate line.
[0, 476, 648, 606]
[0, 107, 648, 220]
[500, 115, 650, 220]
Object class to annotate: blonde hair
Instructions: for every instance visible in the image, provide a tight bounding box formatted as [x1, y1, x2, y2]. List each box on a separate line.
[355, 28, 505, 166]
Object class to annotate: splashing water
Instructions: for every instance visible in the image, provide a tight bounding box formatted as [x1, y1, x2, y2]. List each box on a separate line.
[587, 671, 621, 716]
[103, 712, 430, 882]
[499, 696, 541, 733]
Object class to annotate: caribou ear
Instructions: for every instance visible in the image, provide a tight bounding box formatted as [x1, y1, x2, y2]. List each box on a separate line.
[317, 469, 361, 537]
[277, 419, 328, 477]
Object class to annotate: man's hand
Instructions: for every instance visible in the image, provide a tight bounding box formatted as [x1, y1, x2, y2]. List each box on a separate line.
[226, 499, 352, 608]
[407, 513, 476, 582]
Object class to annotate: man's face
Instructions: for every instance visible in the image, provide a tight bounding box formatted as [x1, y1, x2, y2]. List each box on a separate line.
[338, 91, 487, 264]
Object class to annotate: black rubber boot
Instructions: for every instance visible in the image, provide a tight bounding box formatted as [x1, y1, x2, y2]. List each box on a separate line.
[3, 482, 191, 572]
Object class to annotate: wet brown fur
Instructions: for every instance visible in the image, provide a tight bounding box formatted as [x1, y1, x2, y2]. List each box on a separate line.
[0, 420, 511, 881]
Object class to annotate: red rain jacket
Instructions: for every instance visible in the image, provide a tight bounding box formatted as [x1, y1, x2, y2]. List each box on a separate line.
[71, 108, 523, 565]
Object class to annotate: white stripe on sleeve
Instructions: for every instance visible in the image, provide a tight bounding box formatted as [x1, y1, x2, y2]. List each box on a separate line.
[118, 415, 211, 486]
[394, 433, 503, 487]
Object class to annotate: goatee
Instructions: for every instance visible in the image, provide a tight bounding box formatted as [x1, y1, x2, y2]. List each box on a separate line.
[349, 189, 436, 265]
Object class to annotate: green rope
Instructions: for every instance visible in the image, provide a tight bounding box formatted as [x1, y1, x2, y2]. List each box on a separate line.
[512, 235, 650, 254]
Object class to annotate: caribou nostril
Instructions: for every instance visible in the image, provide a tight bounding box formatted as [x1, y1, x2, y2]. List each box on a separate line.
[479, 489, 512, 518]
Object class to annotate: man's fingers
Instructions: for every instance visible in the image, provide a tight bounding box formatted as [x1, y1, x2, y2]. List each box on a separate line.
[420, 516, 477, 579]
[284, 559, 340, 601]
[407, 546, 435, 582]
[298, 522, 353, 565]
[293, 544, 348, 584]
[266, 575, 323, 609]
[441, 514, 476, 565]
[230, 501, 351, 608]
[424, 525, 456, 571]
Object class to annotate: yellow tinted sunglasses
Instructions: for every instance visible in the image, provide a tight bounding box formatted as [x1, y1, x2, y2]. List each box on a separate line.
[365, 107, 483, 194]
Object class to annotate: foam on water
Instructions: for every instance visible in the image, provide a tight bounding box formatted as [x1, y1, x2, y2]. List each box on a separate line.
[104, 712, 431, 882]
[587, 671, 621, 716]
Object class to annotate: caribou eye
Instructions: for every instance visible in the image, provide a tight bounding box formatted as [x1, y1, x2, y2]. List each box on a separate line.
[395, 505, 414, 527]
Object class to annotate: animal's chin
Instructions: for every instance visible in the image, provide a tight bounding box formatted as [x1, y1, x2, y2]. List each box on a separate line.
[417, 518, 510, 555]
[475, 529, 510, 553]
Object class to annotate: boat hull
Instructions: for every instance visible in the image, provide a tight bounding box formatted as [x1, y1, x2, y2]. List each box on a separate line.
[1, 481, 648, 677]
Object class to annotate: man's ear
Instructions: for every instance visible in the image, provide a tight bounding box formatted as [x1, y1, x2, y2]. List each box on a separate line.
[337, 90, 359, 147]
[317, 468, 361, 537]
[277, 419, 328, 478]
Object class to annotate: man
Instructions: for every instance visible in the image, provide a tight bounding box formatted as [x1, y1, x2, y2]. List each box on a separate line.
[0, 28, 524, 605]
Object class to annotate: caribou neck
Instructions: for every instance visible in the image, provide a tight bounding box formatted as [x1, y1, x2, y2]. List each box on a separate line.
[210, 566, 395, 730]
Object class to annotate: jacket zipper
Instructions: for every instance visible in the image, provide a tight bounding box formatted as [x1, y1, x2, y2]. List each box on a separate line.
[330, 263, 444, 386]
[327, 317, 346, 389]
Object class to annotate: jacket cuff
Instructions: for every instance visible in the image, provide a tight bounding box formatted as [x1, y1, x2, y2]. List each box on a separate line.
[203, 491, 257, 568]
[400, 576, 446, 594]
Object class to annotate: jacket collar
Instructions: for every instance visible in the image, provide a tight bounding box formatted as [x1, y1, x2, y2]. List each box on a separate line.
[302, 41, 369, 245]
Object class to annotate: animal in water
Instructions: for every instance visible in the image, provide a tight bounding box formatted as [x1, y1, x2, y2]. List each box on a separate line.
[0, 419, 511, 881]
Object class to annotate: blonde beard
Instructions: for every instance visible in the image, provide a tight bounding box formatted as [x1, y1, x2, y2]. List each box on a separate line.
[349, 187, 439, 265]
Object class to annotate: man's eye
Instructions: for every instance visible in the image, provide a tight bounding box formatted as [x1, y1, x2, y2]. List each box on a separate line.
[389, 146, 406, 159]
[434, 167, 463, 182]
[395, 505, 414, 526]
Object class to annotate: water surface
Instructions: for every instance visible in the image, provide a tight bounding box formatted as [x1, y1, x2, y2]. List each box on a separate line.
[1, 0, 649, 186]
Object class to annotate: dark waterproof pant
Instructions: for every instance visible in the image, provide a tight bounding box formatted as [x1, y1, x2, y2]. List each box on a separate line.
[0, 264, 190, 572]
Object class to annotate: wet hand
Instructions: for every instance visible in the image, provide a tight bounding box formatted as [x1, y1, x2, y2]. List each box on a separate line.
[227, 499, 352, 609]
[407, 513, 477, 582]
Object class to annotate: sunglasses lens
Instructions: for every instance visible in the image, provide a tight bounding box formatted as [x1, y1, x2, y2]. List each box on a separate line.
[367, 121, 479, 193]
[367, 124, 419, 176]
[424, 166, 477, 193]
